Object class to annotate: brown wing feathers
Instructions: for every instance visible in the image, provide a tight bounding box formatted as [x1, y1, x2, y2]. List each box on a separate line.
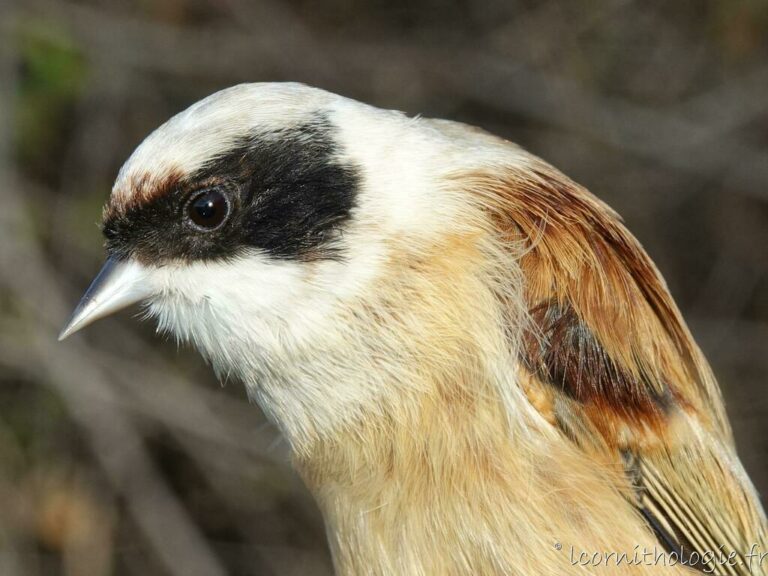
[466, 160, 766, 572]
[471, 162, 715, 445]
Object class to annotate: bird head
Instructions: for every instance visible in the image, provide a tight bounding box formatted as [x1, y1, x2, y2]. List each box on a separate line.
[59, 83, 518, 444]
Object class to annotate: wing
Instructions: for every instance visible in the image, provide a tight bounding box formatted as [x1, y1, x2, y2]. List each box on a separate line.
[466, 158, 767, 574]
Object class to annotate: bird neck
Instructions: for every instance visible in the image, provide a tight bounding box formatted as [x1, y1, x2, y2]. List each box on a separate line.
[244, 229, 527, 452]
[245, 231, 530, 572]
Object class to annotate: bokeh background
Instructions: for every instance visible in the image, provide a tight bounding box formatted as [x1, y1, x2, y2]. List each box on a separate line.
[1, 1, 767, 575]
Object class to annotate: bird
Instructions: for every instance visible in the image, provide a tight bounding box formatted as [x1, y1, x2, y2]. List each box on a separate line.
[60, 83, 766, 575]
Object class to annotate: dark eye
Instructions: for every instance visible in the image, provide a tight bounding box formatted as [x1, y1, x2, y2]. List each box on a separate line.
[187, 188, 229, 230]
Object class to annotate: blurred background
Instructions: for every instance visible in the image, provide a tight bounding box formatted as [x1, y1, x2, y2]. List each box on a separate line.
[0, 1, 767, 574]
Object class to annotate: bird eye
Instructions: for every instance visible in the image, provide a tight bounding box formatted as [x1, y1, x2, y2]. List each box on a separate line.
[186, 188, 230, 230]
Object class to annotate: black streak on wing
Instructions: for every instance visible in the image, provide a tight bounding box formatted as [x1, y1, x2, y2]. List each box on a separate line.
[523, 300, 672, 422]
[103, 118, 360, 263]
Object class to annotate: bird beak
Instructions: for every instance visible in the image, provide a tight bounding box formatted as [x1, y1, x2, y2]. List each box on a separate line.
[58, 257, 153, 341]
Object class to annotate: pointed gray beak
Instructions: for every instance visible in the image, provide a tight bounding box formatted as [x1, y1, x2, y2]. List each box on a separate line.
[59, 257, 153, 341]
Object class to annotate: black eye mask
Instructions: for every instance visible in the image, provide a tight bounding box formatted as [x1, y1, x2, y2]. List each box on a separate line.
[102, 118, 360, 264]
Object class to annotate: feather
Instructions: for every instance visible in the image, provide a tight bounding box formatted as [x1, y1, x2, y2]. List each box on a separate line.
[464, 159, 767, 574]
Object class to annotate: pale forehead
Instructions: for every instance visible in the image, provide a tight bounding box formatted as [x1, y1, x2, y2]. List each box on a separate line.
[112, 83, 337, 205]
